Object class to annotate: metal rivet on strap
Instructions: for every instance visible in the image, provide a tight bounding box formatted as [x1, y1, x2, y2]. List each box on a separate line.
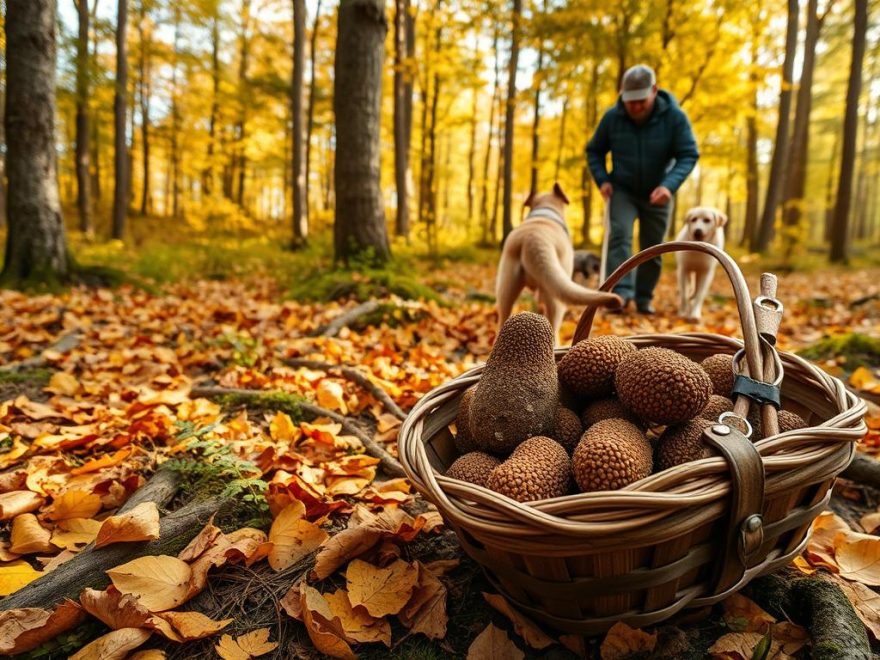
[712, 424, 731, 436]
[744, 514, 762, 532]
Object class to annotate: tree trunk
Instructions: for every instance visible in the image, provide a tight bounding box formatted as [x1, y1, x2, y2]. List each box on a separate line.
[581, 61, 599, 247]
[291, 0, 308, 246]
[90, 3, 102, 203]
[137, 0, 152, 216]
[333, 0, 391, 265]
[501, 0, 523, 242]
[554, 93, 569, 183]
[425, 71, 441, 256]
[853, 50, 878, 242]
[1, 0, 70, 286]
[0, 60, 5, 230]
[752, 0, 798, 253]
[466, 39, 479, 237]
[393, 0, 411, 239]
[75, 0, 93, 236]
[830, 0, 867, 263]
[169, 10, 181, 220]
[305, 0, 323, 221]
[740, 30, 760, 248]
[204, 15, 220, 196]
[781, 0, 824, 263]
[824, 128, 840, 243]
[529, 1, 546, 197]
[112, 0, 129, 240]
[235, 0, 252, 207]
[479, 24, 501, 244]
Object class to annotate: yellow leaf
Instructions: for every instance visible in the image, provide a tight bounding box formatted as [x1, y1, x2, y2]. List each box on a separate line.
[299, 584, 357, 660]
[0, 491, 45, 521]
[316, 380, 348, 414]
[106, 555, 193, 612]
[299, 421, 342, 445]
[268, 501, 329, 571]
[851, 366, 880, 392]
[70, 448, 133, 476]
[0, 559, 43, 596]
[68, 627, 152, 660]
[44, 489, 102, 522]
[0, 600, 84, 654]
[9, 514, 54, 555]
[346, 558, 419, 617]
[836, 534, 880, 584]
[482, 592, 552, 649]
[269, 412, 298, 442]
[51, 518, 102, 550]
[79, 587, 152, 630]
[324, 589, 391, 646]
[47, 372, 80, 396]
[312, 526, 384, 580]
[599, 621, 658, 660]
[466, 623, 524, 660]
[95, 502, 161, 548]
[215, 628, 279, 660]
[0, 438, 29, 469]
[861, 511, 880, 534]
[398, 563, 448, 641]
[151, 611, 233, 641]
[720, 592, 776, 632]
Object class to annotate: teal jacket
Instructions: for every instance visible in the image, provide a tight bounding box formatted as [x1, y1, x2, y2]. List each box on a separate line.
[586, 90, 699, 199]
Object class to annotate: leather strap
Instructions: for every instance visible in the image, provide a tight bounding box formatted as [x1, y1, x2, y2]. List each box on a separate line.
[732, 375, 781, 408]
[702, 423, 766, 593]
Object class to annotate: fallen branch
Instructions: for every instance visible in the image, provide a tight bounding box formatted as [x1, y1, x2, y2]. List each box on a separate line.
[0, 331, 82, 374]
[189, 386, 406, 478]
[841, 452, 880, 489]
[309, 301, 379, 338]
[282, 357, 407, 421]
[747, 567, 870, 659]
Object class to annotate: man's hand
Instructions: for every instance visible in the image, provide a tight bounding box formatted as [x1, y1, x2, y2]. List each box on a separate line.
[600, 182, 613, 201]
[649, 186, 672, 205]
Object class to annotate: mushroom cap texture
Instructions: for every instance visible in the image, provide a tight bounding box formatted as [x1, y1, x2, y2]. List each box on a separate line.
[581, 397, 639, 428]
[558, 336, 638, 399]
[615, 347, 712, 425]
[655, 418, 716, 471]
[446, 452, 502, 488]
[553, 407, 583, 453]
[453, 385, 478, 454]
[487, 436, 571, 502]
[701, 353, 736, 397]
[572, 418, 653, 492]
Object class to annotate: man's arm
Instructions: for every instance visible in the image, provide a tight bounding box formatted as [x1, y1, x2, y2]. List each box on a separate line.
[661, 112, 699, 193]
[586, 112, 612, 188]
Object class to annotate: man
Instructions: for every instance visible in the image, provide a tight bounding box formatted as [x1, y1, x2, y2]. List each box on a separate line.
[586, 64, 699, 314]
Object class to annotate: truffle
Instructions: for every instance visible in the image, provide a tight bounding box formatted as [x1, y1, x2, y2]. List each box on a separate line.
[572, 419, 653, 492]
[487, 436, 571, 502]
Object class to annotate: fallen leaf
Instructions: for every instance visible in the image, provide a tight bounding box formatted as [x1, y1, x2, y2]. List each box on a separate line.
[79, 587, 152, 630]
[835, 535, 880, 584]
[346, 558, 419, 617]
[851, 366, 880, 392]
[106, 555, 193, 612]
[299, 584, 357, 660]
[151, 610, 233, 640]
[50, 517, 102, 550]
[127, 651, 167, 660]
[707, 631, 774, 659]
[312, 525, 384, 579]
[467, 623, 524, 660]
[9, 514, 55, 555]
[483, 592, 554, 649]
[833, 574, 880, 640]
[600, 621, 658, 660]
[398, 562, 448, 640]
[0, 561, 42, 596]
[269, 412, 299, 442]
[0, 491, 45, 521]
[720, 592, 776, 632]
[772, 621, 809, 655]
[70, 448, 133, 476]
[68, 627, 152, 660]
[325, 589, 392, 646]
[47, 371, 80, 396]
[177, 519, 223, 562]
[215, 627, 279, 660]
[0, 600, 84, 654]
[268, 501, 329, 571]
[95, 502, 161, 548]
[317, 380, 348, 414]
[861, 511, 880, 534]
[43, 489, 102, 522]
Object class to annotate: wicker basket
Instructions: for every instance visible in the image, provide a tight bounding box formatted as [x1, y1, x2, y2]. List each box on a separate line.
[399, 242, 867, 635]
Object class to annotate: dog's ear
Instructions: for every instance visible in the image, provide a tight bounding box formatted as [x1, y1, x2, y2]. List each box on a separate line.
[523, 191, 536, 209]
[715, 210, 729, 227]
[552, 182, 570, 205]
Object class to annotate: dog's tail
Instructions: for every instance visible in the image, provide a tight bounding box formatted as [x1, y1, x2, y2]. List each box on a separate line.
[522, 240, 623, 309]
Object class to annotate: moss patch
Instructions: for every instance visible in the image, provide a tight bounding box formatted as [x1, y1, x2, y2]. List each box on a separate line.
[797, 332, 880, 371]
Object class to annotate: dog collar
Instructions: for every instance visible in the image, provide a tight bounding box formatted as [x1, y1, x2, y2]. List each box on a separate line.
[525, 208, 569, 235]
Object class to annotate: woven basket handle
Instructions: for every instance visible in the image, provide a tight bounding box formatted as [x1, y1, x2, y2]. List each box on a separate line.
[573, 240, 767, 387]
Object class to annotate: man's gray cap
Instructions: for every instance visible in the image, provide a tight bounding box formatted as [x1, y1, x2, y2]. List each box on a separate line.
[620, 65, 656, 102]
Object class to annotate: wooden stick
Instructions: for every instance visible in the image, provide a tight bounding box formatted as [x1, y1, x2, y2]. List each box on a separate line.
[309, 300, 379, 338]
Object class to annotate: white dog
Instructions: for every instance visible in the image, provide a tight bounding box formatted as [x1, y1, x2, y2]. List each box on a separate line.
[675, 206, 728, 321]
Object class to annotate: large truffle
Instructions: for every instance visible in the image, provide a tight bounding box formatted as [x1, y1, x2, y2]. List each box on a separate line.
[553, 407, 583, 453]
[581, 398, 639, 428]
[655, 418, 717, 471]
[701, 354, 736, 397]
[454, 386, 478, 454]
[446, 452, 502, 488]
[614, 347, 712, 425]
[701, 395, 734, 423]
[572, 419, 653, 492]
[487, 436, 571, 502]
[470, 313, 559, 454]
[558, 336, 637, 399]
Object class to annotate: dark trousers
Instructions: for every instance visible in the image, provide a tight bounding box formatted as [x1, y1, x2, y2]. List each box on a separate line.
[606, 188, 673, 304]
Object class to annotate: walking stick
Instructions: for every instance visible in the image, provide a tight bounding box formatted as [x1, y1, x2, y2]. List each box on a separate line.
[599, 199, 611, 283]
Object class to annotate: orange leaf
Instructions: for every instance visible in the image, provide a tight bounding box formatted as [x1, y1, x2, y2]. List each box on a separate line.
[269, 412, 299, 442]
[851, 367, 880, 392]
[398, 563, 448, 640]
[70, 448, 133, 476]
[9, 514, 54, 555]
[46, 372, 81, 396]
[44, 489, 102, 522]
[0, 600, 84, 654]
[68, 627, 152, 660]
[267, 501, 329, 571]
[835, 534, 880, 584]
[466, 623, 524, 660]
[215, 628, 279, 660]
[346, 558, 419, 618]
[720, 593, 776, 632]
[482, 592, 553, 649]
[299, 584, 357, 660]
[316, 380, 348, 414]
[324, 589, 391, 646]
[599, 621, 658, 660]
[51, 518, 102, 551]
[106, 555, 193, 612]
[151, 611, 233, 641]
[95, 502, 161, 548]
[79, 587, 152, 630]
[177, 518, 223, 562]
[0, 491, 45, 521]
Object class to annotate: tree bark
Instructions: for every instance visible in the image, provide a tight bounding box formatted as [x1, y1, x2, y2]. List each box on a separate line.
[466, 39, 479, 237]
[501, 0, 523, 242]
[333, 0, 391, 265]
[528, 0, 546, 197]
[204, 14, 221, 197]
[112, 0, 129, 240]
[137, 0, 152, 216]
[830, 0, 867, 263]
[424, 71, 441, 255]
[1, 0, 70, 286]
[235, 0, 252, 207]
[169, 9, 181, 220]
[581, 61, 599, 247]
[479, 24, 501, 245]
[554, 94, 568, 184]
[740, 26, 760, 248]
[305, 0, 323, 219]
[752, 0, 798, 253]
[393, 0, 412, 239]
[291, 0, 308, 246]
[75, 0, 94, 236]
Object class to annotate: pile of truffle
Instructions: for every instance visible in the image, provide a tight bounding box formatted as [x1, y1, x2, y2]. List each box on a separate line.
[445, 312, 807, 503]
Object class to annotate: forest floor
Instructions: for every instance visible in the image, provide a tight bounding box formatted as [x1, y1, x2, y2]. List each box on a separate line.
[1, 236, 880, 659]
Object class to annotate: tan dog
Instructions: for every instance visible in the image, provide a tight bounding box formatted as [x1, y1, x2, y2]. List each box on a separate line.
[495, 183, 623, 345]
[675, 206, 728, 321]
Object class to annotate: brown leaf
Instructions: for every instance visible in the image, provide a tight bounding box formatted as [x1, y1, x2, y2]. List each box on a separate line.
[9, 514, 55, 555]
[467, 623, 524, 660]
[0, 491, 45, 521]
[79, 587, 152, 630]
[43, 489, 102, 522]
[599, 621, 658, 660]
[299, 584, 357, 660]
[833, 574, 880, 640]
[177, 518, 222, 562]
[267, 501, 329, 571]
[151, 610, 233, 641]
[95, 502, 161, 548]
[324, 589, 392, 646]
[106, 555, 193, 612]
[835, 533, 880, 584]
[398, 562, 448, 640]
[51, 517, 102, 550]
[215, 628, 279, 660]
[68, 627, 152, 660]
[707, 631, 775, 659]
[312, 525, 384, 579]
[720, 592, 776, 632]
[0, 600, 85, 654]
[346, 558, 419, 617]
[482, 592, 554, 649]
